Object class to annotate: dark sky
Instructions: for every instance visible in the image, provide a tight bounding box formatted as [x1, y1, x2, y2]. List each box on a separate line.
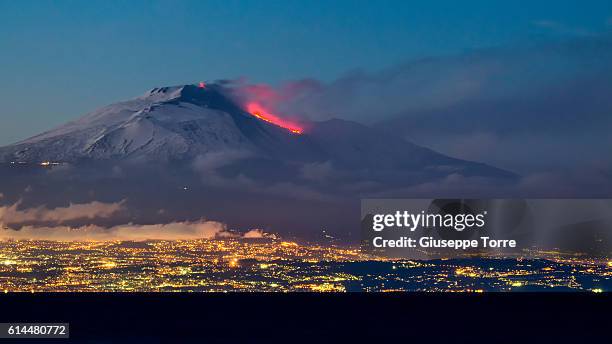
[1, 0, 612, 145]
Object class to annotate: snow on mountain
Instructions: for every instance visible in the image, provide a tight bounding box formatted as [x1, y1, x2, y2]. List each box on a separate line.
[0, 83, 514, 181]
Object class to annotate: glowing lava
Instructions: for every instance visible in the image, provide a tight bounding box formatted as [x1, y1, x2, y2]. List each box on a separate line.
[198, 81, 206, 88]
[246, 103, 303, 134]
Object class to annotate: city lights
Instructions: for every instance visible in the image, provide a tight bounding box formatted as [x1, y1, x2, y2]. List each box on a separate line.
[0, 239, 608, 292]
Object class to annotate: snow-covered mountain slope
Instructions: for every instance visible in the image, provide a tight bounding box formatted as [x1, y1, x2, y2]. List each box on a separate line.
[0, 85, 320, 163]
[0, 83, 514, 180]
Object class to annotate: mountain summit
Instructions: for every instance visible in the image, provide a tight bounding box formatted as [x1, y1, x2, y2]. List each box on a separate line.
[0, 84, 316, 163]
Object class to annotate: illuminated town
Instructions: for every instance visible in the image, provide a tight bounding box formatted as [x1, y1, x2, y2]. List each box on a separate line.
[0, 239, 609, 292]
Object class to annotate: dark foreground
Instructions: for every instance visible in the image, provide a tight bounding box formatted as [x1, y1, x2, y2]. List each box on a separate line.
[0, 293, 610, 343]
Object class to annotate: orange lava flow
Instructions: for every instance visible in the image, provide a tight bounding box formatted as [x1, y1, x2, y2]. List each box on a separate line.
[246, 103, 303, 134]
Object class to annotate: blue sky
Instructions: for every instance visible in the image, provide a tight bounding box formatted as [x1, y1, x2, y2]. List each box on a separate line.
[1, 0, 611, 145]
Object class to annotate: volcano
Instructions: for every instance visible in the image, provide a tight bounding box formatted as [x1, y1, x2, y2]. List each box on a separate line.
[0, 82, 515, 239]
[0, 84, 318, 163]
[0, 83, 513, 179]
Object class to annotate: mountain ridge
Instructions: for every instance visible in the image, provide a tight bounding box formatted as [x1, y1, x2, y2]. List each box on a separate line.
[0, 83, 516, 181]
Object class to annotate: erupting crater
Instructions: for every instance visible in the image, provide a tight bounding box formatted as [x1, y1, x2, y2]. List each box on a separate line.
[246, 103, 303, 134]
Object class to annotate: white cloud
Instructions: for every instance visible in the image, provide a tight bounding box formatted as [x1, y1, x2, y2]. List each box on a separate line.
[0, 220, 225, 241]
[0, 200, 125, 227]
[243, 228, 276, 239]
[0, 220, 275, 241]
